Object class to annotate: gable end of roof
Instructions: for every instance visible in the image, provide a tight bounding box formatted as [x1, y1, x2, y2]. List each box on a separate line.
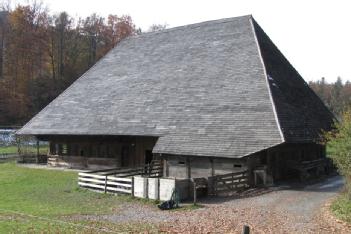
[249, 16, 285, 142]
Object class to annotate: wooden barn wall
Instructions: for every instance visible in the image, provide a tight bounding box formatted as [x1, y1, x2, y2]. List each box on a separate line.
[41, 135, 158, 169]
[163, 155, 254, 179]
[162, 143, 325, 181]
[166, 156, 189, 179]
[265, 143, 326, 181]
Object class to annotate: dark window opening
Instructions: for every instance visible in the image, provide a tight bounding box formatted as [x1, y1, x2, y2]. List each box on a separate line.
[178, 161, 185, 165]
[234, 164, 242, 168]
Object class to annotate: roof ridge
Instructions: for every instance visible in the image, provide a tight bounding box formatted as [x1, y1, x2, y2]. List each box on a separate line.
[134, 14, 252, 38]
[249, 17, 285, 142]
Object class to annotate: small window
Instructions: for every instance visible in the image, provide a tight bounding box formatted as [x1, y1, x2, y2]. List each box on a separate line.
[178, 161, 185, 165]
[234, 164, 242, 168]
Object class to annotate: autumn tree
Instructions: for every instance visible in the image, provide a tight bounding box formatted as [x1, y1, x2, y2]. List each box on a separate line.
[148, 23, 167, 32]
[310, 77, 351, 117]
[0, 2, 137, 126]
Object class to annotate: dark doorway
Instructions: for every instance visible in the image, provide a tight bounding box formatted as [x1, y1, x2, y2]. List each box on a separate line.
[260, 151, 268, 165]
[145, 150, 153, 164]
[121, 146, 129, 167]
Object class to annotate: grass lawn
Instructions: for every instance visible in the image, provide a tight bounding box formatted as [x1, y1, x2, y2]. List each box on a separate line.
[331, 193, 351, 223]
[0, 145, 48, 155]
[0, 162, 158, 233]
[0, 146, 19, 154]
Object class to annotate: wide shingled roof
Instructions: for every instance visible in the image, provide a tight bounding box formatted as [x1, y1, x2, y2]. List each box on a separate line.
[17, 15, 334, 158]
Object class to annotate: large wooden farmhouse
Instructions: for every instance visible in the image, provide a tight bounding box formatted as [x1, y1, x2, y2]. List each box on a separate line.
[18, 15, 334, 185]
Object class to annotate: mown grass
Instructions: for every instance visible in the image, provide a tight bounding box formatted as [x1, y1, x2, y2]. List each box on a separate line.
[0, 145, 48, 154]
[0, 162, 158, 233]
[331, 193, 351, 223]
[0, 146, 19, 154]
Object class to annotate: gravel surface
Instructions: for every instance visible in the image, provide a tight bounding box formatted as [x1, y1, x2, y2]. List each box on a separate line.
[74, 176, 348, 233]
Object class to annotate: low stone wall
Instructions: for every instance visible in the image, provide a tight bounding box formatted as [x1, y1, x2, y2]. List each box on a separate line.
[47, 155, 119, 169]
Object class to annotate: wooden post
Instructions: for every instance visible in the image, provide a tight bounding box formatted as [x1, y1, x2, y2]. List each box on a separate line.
[36, 140, 39, 164]
[193, 181, 197, 205]
[242, 225, 250, 234]
[131, 177, 134, 197]
[16, 136, 22, 162]
[232, 174, 234, 190]
[214, 177, 217, 196]
[104, 176, 107, 193]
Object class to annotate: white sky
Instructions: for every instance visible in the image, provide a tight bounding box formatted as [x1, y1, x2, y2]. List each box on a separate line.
[14, 0, 351, 82]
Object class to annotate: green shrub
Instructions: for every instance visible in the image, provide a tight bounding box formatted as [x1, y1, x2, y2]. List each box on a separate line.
[325, 108, 351, 198]
[331, 194, 351, 223]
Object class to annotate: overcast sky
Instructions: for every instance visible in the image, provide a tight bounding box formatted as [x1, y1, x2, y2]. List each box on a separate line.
[15, 0, 351, 82]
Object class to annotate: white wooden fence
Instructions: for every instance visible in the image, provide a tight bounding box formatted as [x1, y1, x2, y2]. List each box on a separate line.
[78, 160, 163, 195]
[78, 172, 133, 194]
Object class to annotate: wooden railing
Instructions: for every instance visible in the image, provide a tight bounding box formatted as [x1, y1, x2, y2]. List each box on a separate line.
[210, 170, 249, 195]
[287, 158, 328, 180]
[288, 158, 327, 171]
[78, 172, 133, 194]
[0, 153, 18, 162]
[78, 160, 163, 194]
[18, 154, 47, 164]
[88, 160, 163, 177]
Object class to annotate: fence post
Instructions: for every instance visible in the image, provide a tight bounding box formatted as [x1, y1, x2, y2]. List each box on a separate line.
[232, 174, 234, 190]
[193, 180, 197, 205]
[214, 177, 217, 196]
[131, 177, 134, 197]
[36, 140, 39, 164]
[242, 225, 250, 234]
[104, 176, 107, 193]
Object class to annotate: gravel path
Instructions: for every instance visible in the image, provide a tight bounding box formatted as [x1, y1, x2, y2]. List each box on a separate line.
[159, 176, 346, 233]
[75, 176, 348, 233]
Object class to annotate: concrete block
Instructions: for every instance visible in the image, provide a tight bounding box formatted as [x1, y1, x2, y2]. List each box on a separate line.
[159, 178, 190, 201]
[159, 178, 176, 201]
[133, 176, 148, 198]
[148, 178, 159, 200]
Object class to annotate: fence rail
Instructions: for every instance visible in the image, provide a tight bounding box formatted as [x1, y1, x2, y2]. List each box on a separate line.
[78, 172, 133, 194]
[78, 160, 163, 195]
[210, 170, 249, 195]
[0, 153, 18, 158]
[0, 153, 19, 162]
[88, 160, 163, 177]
